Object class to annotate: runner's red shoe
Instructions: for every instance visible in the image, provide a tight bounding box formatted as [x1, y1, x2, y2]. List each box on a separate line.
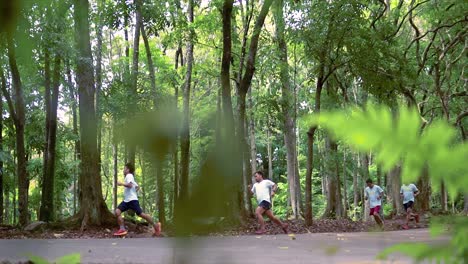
[114, 229, 128, 236]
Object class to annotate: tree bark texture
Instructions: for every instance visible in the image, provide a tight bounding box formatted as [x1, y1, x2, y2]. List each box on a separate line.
[74, 0, 113, 228]
[40, 53, 61, 222]
[274, 0, 300, 219]
[3, 33, 29, 227]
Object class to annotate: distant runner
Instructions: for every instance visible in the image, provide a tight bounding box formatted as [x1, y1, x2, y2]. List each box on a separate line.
[364, 178, 384, 229]
[400, 182, 420, 229]
[114, 163, 162, 236]
[249, 171, 288, 235]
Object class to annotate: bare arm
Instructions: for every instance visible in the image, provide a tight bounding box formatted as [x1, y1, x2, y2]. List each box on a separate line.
[118, 182, 133, 188]
[271, 184, 278, 197]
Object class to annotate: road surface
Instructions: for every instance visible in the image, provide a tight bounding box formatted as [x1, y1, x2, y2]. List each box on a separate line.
[0, 228, 448, 263]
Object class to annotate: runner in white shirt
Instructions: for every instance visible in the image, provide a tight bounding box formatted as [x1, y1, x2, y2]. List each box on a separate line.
[249, 171, 288, 235]
[364, 178, 384, 229]
[114, 163, 162, 237]
[400, 183, 420, 229]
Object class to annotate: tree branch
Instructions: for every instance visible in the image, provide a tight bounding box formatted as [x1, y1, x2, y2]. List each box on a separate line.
[386, 0, 430, 40]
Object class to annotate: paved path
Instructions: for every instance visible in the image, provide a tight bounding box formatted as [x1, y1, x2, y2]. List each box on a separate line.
[0, 229, 448, 264]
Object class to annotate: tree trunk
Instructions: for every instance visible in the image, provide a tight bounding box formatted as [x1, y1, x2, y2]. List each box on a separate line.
[377, 164, 382, 186]
[173, 46, 182, 209]
[361, 154, 370, 221]
[40, 53, 61, 222]
[305, 69, 324, 225]
[248, 90, 257, 175]
[353, 153, 360, 210]
[156, 161, 165, 226]
[179, 0, 194, 206]
[66, 61, 80, 213]
[274, 0, 300, 219]
[113, 130, 118, 211]
[3, 33, 29, 227]
[127, 0, 142, 166]
[464, 195, 468, 215]
[415, 166, 430, 212]
[141, 23, 157, 106]
[96, 16, 103, 176]
[266, 126, 273, 180]
[386, 166, 403, 216]
[440, 181, 448, 212]
[0, 68, 4, 224]
[323, 138, 343, 218]
[73, 0, 113, 228]
[343, 150, 348, 217]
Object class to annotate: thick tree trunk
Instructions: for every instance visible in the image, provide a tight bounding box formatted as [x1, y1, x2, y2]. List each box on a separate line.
[323, 138, 343, 218]
[274, 0, 300, 219]
[4, 33, 29, 227]
[74, 0, 113, 228]
[415, 166, 430, 212]
[40, 54, 61, 222]
[386, 166, 403, 216]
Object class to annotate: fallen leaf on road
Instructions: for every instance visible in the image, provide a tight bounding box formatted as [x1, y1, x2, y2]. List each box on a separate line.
[255, 236, 262, 239]
[278, 247, 289, 250]
[325, 246, 340, 256]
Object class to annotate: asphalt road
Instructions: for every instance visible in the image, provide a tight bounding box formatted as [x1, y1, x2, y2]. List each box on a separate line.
[0, 228, 448, 264]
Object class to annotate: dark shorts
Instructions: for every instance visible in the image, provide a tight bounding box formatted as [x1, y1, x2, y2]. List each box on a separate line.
[370, 205, 381, 216]
[259, 200, 272, 210]
[118, 200, 143, 216]
[404, 201, 414, 211]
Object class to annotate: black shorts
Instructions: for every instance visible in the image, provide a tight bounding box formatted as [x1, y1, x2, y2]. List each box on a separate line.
[259, 200, 272, 210]
[118, 200, 143, 216]
[403, 201, 414, 211]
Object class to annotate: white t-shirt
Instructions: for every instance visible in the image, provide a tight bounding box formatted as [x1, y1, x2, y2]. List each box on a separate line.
[123, 173, 139, 202]
[251, 179, 275, 204]
[364, 185, 384, 208]
[400, 184, 418, 204]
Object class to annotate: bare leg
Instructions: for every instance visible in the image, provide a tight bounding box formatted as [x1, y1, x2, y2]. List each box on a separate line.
[406, 208, 411, 226]
[265, 210, 288, 233]
[255, 206, 266, 232]
[139, 213, 161, 235]
[373, 212, 384, 228]
[115, 209, 124, 229]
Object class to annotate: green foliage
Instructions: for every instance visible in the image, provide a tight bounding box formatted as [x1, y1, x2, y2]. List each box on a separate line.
[306, 104, 468, 263]
[305, 104, 468, 195]
[26, 253, 80, 264]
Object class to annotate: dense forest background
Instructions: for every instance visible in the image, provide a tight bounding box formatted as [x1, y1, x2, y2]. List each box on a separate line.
[0, 0, 466, 231]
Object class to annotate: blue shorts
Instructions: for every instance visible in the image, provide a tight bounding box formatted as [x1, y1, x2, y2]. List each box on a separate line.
[117, 200, 143, 216]
[259, 200, 272, 210]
